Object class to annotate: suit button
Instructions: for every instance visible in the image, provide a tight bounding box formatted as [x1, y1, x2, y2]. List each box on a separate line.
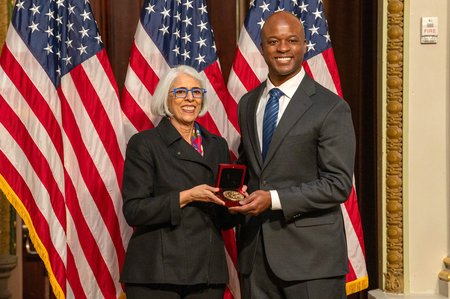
[262, 180, 267, 186]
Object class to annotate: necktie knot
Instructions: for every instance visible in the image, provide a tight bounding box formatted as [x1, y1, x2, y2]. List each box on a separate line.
[269, 88, 283, 101]
[262, 88, 283, 161]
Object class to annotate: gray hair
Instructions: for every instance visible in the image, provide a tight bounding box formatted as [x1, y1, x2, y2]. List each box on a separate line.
[150, 65, 208, 117]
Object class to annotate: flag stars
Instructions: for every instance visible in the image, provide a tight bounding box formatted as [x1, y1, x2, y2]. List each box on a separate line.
[67, 21, 75, 32]
[44, 43, 53, 54]
[62, 56, 72, 65]
[306, 40, 316, 52]
[299, 1, 308, 13]
[196, 37, 207, 48]
[45, 26, 54, 37]
[324, 32, 331, 43]
[16, 0, 25, 10]
[56, 0, 64, 8]
[181, 49, 190, 60]
[79, 26, 89, 38]
[80, 10, 91, 21]
[197, 20, 208, 32]
[159, 24, 169, 35]
[275, 7, 284, 12]
[259, 1, 270, 13]
[65, 39, 74, 48]
[28, 21, 39, 32]
[145, 3, 155, 14]
[195, 53, 205, 65]
[198, 3, 207, 15]
[257, 18, 265, 29]
[182, 16, 192, 27]
[312, 8, 322, 19]
[160, 7, 170, 19]
[55, 16, 63, 25]
[77, 44, 88, 55]
[133, 0, 217, 72]
[181, 32, 191, 44]
[172, 45, 180, 56]
[45, 9, 55, 19]
[29, 4, 41, 15]
[183, 0, 193, 10]
[94, 33, 103, 44]
[309, 24, 319, 35]
[68, 4, 76, 15]
[174, 28, 180, 38]
[174, 11, 181, 22]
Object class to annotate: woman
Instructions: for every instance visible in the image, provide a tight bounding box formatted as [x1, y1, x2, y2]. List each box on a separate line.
[120, 65, 236, 299]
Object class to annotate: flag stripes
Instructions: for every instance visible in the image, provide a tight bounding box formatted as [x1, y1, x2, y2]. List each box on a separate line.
[0, 1, 132, 295]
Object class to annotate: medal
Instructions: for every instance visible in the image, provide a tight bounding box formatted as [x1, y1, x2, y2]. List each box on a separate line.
[223, 190, 244, 201]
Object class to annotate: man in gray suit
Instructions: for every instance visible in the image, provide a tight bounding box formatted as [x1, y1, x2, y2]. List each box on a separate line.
[229, 11, 356, 299]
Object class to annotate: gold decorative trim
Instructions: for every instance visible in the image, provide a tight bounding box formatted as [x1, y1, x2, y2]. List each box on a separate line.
[0, 0, 10, 254]
[0, 0, 9, 50]
[385, 0, 404, 293]
[0, 190, 11, 254]
[439, 257, 450, 281]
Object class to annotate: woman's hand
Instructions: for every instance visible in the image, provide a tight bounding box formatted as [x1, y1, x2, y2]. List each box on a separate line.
[180, 184, 225, 208]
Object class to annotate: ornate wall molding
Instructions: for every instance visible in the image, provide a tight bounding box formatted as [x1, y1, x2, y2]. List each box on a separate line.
[0, 0, 9, 53]
[385, 0, 404, 293]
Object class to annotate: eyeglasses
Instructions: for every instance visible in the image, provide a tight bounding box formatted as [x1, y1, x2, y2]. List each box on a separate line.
[171, 87, 206, 99]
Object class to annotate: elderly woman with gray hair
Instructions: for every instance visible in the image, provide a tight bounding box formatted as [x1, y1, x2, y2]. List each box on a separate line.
[120, 65, 237, 299]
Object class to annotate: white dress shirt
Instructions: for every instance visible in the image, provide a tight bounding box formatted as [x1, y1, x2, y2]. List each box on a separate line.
[256, 69, 306, 210]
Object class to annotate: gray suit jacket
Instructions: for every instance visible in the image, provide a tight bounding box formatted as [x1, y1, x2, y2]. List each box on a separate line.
[237, 73, 356, 281]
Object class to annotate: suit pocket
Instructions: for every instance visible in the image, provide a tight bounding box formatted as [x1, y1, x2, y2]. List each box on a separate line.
[293, 213, 336, 227]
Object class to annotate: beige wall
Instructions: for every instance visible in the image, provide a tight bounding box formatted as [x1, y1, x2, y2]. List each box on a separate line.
[403, 0, 449, 295]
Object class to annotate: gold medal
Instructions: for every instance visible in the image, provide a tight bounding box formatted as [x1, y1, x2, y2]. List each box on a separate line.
[223, 190, 244, 201]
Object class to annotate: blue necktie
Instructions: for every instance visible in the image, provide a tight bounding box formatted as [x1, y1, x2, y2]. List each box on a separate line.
[262, 88, 283, 161]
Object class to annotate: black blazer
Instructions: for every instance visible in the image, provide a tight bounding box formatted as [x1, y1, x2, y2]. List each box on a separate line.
[120, 117, 234, 285]
[237, 74, 356, 281]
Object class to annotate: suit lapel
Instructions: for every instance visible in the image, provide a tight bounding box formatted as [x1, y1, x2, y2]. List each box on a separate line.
[262, 74, 315, 167]
[157, 118, 213, 171]
[246, 84, 265, 169]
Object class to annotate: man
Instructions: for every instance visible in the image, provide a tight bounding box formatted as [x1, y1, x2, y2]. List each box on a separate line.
[229, 11, 356, 299]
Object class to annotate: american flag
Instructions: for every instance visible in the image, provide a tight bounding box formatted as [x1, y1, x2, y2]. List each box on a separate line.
[227, 0, 369, 295]
[0, 0, 132, 298]
[121, 0, 240, 298]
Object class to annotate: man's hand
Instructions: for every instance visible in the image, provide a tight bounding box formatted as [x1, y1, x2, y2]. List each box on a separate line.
[229, 190, 271, 216]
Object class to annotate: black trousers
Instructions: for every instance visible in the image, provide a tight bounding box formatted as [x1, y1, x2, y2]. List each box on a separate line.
[241, 232, 347, 299]
[125, 283, 225, 299]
